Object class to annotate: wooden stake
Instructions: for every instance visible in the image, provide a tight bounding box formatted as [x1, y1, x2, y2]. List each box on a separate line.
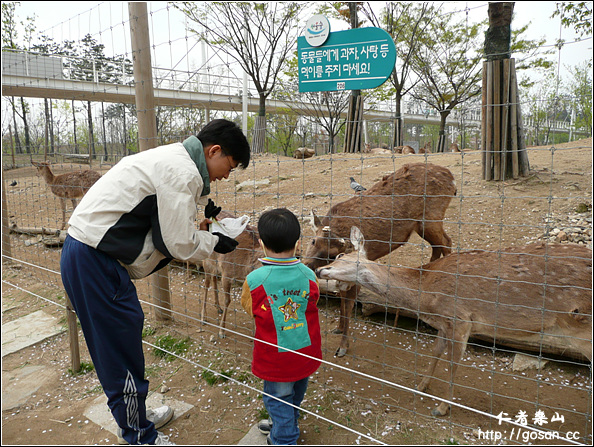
[65, 293, 81, 373]
[481, 62, 488, 174]
[129, 2, 172, 321]
[510, 59, 520, 179]
[501, 58, 511, 181]
[493, 59, 501, 180]
[485, 61, 493, 180]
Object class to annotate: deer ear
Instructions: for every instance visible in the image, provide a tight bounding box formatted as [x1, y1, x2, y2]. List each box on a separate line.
[310, 210, 322, 231]
[350, 227, 365, 254]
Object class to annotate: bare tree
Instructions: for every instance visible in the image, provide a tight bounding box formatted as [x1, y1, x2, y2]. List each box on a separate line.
[174, 2, 305, 153]
[300, 91, 350, 154]
[365, 2, 434, 148]
[276, 67, 350, 154]
[410, 9, 485, 152]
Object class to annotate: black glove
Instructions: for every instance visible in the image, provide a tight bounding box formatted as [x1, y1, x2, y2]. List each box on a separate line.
[213, 232, 238, 254]
[205, 198, 222, 220]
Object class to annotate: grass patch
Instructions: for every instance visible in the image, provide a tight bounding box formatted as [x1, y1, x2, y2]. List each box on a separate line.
[575, 203, 590, 213]
[142, 325, 156, 338]
[201, 368, 233, 386]
[153, 334, 191, 361]
[69, 361, 95, 376]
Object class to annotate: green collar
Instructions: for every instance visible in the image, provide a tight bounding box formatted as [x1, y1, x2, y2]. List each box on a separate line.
[182, 136, 210, 196]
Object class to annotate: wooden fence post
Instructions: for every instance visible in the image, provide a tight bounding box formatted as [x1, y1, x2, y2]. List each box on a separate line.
[129, 2, 172, 321]
[64, 292, 81, 372]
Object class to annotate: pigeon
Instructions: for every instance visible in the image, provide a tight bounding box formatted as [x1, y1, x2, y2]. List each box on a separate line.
[349, 177, 366, 193]
[10, 180, 17, 186]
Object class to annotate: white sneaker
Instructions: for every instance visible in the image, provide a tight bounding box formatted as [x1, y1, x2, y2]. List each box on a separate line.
[117, 406, 175, 445]
[154, 432, 175, 445]
[147, 406, 174, 428]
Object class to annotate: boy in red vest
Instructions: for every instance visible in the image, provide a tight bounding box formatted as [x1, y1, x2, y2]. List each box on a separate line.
[241, 208, 322, 445]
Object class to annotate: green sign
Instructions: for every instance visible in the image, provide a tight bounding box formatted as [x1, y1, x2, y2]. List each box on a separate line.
[298, 27, 396, 93]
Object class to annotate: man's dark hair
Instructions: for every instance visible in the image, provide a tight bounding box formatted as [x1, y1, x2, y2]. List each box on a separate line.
[197, 119, 250, 168]
[258, 208, 300, 254]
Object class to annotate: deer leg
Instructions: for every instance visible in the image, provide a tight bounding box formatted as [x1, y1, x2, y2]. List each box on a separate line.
[335, 285, 358, 357]
[419, 222, 452, 262]
[332, 287, 348, 334]
[213, 275, 223, 314]
[418, 329, 448, 392]
[432, 325, 471, 417]
[332, 295, 346, 334]
[218, 278, 232, 339]
[199, 273, 212, 332]
[60, 198, 67, 230]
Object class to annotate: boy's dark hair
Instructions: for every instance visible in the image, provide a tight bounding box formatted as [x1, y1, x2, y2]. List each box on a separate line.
[258, 208, 300, 254]
[197, 119, 250, 168]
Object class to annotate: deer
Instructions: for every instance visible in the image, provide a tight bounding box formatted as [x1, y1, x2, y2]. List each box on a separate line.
[317, 226, 592, 416]
[32, 161, 101, 230]
[293, 147, 315, 159]
[395, 145, 415, 154]
[200, 211, 263, 338]
[303, 162, 457, 357]
[364, 143, 392, 155]
[419, 142, 432, 154]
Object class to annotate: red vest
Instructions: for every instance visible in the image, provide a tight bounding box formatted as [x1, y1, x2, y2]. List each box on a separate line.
[245, 258, 322, 382]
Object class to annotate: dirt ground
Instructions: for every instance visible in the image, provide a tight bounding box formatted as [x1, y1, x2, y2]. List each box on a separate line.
[2, 138, 592, 445]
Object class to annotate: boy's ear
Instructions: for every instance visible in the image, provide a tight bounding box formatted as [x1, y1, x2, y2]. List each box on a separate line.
[205, 144, 222, 158]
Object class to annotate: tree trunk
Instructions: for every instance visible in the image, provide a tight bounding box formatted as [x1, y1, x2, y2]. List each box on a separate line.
[482, 3, 530, 180]
[123, 105, 128, 156]
[252, 94, 267, 154]
[72, 100, 78, 154]
[344, 3, 362, 153]
[344, 93, 363, 152]
[392, 91, 403, 149]
[49, 99, 55, 155]
[44, 99, 50, 159]
[20, 98, 30, 155]
[87, 101, 95, 161]
[436, 111, 451, 152]
[11, 98, 22, 155]
[101, 102, 108, 161]
[484, 2, 513, 61]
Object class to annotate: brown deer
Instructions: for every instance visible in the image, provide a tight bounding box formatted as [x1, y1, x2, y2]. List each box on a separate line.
[364, 143, 392, 155]
[32, 161, 101, 230]
[303, 162, 456, 356]
[200, 211, 263, 338]
[317, 227, 592, 416]
[395, 146, 415, 154]
[293, 147, 315, 159]
[419, 142, 432, 154]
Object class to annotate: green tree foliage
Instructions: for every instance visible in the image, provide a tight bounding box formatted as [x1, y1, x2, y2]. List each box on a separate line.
[173, 2, 305, 153]
[553, 2, 593, 38]
[567, 61, 593, 135]
[409, 11, 484, 151]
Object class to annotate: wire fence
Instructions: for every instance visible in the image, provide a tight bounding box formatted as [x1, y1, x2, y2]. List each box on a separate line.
[2, 2, 592, 445]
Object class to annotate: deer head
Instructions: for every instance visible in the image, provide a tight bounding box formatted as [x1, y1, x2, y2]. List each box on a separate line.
[315, 226, 370, 289]
[302, 210, 352, 271]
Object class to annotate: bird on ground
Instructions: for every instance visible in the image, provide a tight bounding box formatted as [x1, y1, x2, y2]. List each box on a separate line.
[349, 177, 366, 193]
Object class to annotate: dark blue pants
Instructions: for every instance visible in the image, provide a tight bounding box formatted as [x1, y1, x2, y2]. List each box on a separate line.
[61, 235, 157, 445]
